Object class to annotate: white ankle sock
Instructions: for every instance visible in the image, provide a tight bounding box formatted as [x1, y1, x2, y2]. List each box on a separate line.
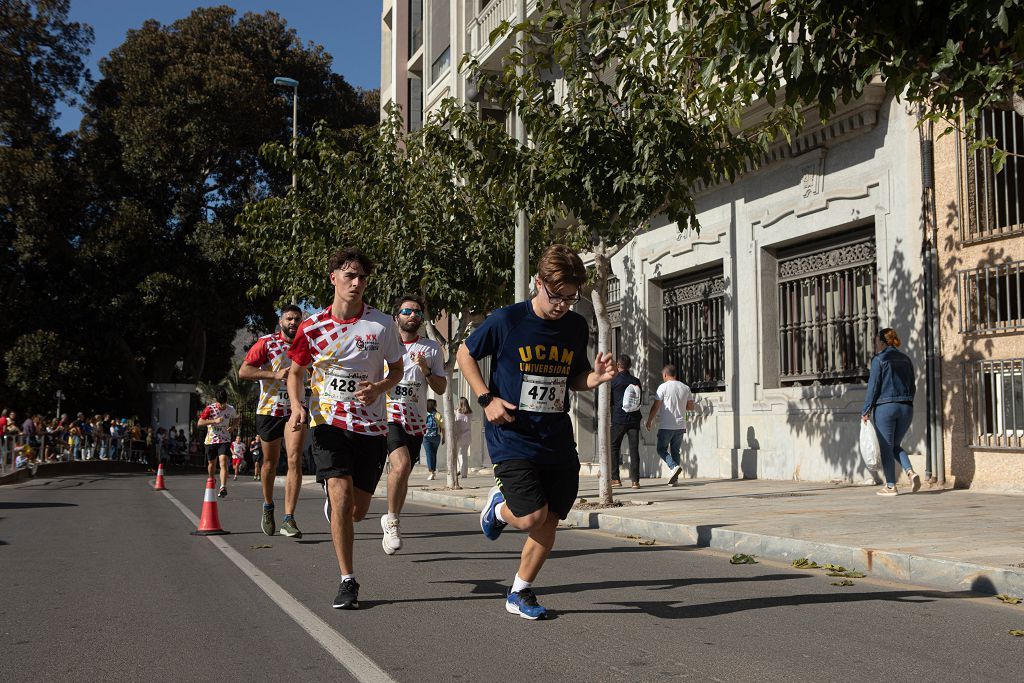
[341, 574, 355, 582]
[494, 502, 508, 523]
[386, 512, 398, 522]
[511, 574, 531, 594]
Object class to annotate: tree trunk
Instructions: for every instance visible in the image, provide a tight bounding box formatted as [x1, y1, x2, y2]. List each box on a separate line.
[591, 245, 613, 505]
[425, 313, 470, 490]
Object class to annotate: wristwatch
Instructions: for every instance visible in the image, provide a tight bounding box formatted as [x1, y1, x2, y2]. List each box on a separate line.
[477, 393, 493, 408]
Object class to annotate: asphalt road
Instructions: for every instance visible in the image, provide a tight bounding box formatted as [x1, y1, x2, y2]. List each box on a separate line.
[2, 472, 1021, 682]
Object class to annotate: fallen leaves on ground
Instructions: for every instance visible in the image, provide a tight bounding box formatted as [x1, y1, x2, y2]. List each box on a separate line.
[822, 563, 848, 572]
[792, 558, 821, 569]
[639, 539, 656, 546]
[996, 594, 1022, 605]
[1009, 630, 1024, 637]
[831, 579, 855, 586]
[730, 553, 757, 564]
[827, 570, 866, 578]
[250, 544, 272, 549]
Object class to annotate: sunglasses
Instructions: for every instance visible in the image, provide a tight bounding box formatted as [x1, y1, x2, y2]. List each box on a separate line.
[399, 308, 424, 317]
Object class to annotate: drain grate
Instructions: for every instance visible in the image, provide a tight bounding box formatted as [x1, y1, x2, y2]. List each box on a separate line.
[745, 492, 817, 499]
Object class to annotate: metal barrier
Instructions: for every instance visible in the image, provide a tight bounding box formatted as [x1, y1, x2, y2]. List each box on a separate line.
[0, 431, 158, 475]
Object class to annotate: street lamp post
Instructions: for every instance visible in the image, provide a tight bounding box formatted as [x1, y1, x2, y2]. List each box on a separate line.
[55, 390, 64, 420]
[513, 0, 529, 301]
[273, 76, 300, 190]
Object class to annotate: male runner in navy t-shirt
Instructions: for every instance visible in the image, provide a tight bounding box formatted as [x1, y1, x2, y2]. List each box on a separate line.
[456, 244, 617, 620]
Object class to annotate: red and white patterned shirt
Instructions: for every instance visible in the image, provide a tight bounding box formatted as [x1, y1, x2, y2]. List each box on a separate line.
[386, 337, 446, 436]
[287, 304, 404, 433]
[243, 332, 294, 417]
[199, 402, 237, 445]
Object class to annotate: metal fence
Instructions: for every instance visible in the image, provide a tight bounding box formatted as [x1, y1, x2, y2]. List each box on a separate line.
[0, 431, 218, 475]
[965, 358, 1024, 450]
[958, 259, 1024, 333]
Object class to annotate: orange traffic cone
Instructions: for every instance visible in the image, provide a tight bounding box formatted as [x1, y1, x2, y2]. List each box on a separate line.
[191, 477, 228, 535]
[152, 463, 167, 491]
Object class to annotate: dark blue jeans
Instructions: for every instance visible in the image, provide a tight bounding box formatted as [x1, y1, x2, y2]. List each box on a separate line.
[656, 429, 684, 470]
[873, 402, 913, 486]
[423, 435, 441, 472]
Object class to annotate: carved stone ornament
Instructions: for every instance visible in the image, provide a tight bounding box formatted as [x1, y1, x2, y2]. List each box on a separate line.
[663, 276, 727, 306]
[778, 239, 876, 281]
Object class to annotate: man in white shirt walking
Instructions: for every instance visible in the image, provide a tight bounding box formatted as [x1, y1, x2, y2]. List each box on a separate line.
[645, 364, 694, 486]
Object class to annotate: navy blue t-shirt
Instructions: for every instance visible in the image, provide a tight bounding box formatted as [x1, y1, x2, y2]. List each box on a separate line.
[465, 300, 592, 464]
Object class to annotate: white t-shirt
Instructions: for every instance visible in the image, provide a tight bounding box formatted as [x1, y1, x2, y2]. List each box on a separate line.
[386, 336, 447, 435]
[655, 380, 692, 430]
[288, 304, 405, 434]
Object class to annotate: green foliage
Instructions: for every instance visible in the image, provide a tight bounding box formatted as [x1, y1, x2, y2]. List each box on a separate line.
[240, 101, 556, 337]
[468, 0, 799, 245]
[711, 0, 1024, 130]
[4, 331, 89, 408]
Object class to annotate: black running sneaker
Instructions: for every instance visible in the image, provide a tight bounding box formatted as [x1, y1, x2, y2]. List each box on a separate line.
[333, 578, 360, 610]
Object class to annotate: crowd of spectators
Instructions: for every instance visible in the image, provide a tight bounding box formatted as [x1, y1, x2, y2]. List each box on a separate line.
[0, 408, 203, 471]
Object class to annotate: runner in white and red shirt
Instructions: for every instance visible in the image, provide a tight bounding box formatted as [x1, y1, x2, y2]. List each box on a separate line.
[230, 435, 246, 480]
[240, 304, 307, 539]
[380, 294, 447, 556]
[196, 388, 238, 497]
[286, 247, 404, 610]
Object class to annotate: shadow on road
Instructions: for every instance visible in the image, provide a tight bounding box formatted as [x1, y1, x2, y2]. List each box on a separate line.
[0, 502, 78, 509]
[561, 589, 974, 619]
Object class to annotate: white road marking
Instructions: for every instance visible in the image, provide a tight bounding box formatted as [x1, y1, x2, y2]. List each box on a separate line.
[162, 490, 396, 683]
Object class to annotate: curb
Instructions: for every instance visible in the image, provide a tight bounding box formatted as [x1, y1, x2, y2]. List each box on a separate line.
[403, 488, 1024, 597]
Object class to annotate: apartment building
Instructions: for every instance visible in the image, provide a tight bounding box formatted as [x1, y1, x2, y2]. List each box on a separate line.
[381, 2, 1019, 490]
[933, 110, 1024, 490]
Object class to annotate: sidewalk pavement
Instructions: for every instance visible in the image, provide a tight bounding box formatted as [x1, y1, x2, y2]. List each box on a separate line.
[375, 470, 1024, 597]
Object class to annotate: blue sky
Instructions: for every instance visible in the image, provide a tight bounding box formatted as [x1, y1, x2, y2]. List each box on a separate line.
[58, 1, 380, 130]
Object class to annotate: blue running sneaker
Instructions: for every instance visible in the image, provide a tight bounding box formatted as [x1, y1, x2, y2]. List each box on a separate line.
[506, 588, 547, 620]
[480, 486, 508, 540]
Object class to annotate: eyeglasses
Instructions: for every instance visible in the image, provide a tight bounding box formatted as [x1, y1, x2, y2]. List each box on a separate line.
[399, 308, 424, 317]
[539, 282, 580, 305]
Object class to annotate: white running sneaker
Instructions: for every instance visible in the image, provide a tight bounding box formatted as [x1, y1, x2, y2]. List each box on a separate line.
[667, 465, 683, 486]
[380, 515, 401, 555]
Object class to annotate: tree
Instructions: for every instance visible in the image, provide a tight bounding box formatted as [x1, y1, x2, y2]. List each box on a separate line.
[241, 102, 557, 487]
[5, 331, 89, 412]
[69, 6, 377, 411]
[0, 0, 93, 411]
[466, 0, 798, 502]
[711, 1, 1024, 126]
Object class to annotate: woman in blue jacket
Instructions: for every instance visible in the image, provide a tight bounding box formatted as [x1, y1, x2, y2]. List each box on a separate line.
[862, 328, 919, 496]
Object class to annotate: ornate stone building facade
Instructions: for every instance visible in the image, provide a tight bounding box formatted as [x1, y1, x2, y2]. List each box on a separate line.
[378, 2, 1022, 488]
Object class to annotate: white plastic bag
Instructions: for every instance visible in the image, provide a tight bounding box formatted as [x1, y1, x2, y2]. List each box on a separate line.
[622, 383, 641, 412]
[859, 420, 881, 471]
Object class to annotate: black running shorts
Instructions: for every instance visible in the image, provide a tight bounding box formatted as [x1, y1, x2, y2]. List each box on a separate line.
[493, 458, 581, 519]
[256, 414, 290, 442]
[386, 423, 423, 465]
[311, 424, 386, 494]
[205, 442, 230, 461]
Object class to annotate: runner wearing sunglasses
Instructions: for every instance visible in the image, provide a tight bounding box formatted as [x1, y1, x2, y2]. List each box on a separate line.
[381, 294, 448, 555]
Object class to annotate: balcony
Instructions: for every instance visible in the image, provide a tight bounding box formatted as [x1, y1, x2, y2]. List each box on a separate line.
[466, 0, 534, 69]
